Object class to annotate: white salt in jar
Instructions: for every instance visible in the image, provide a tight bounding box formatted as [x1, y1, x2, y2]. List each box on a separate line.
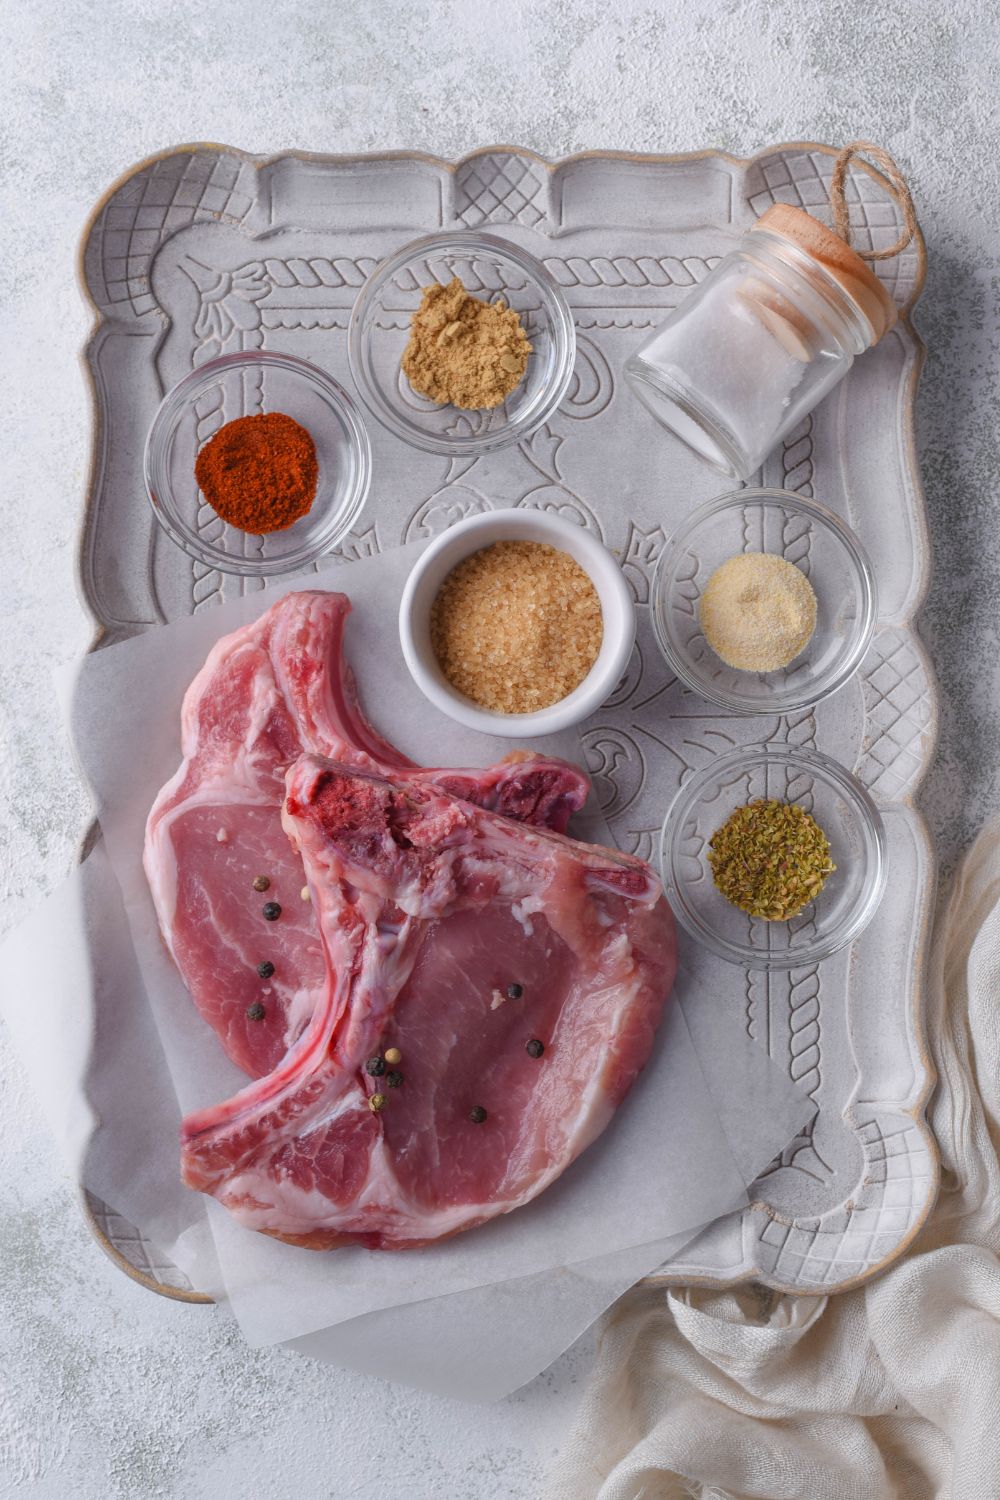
[625, 204, 898, 481]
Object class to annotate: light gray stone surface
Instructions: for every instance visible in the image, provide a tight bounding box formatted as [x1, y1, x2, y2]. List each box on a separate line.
[2, 1, 998, 1495]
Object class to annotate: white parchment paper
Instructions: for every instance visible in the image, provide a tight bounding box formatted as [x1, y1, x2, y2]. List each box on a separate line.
[0, 841, 809, 1399]
[2, 544, 815, 1397]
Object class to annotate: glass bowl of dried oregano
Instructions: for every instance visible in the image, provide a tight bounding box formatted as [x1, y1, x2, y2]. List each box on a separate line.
[660, 743, 886, 969]
[348, 231, 576, 456]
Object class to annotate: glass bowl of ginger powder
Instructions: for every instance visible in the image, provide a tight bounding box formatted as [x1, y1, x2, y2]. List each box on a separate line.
[651, 489, 877, 715]
[349, 231, 576, 456]
[398, 508, 635, 737]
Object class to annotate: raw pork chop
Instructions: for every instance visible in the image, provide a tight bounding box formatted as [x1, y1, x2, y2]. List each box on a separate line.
[144, 591, 590, 1077]
[181, 755, 677, 1250]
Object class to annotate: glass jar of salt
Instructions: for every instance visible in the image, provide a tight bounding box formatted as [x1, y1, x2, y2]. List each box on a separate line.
[624, 202, 899, 481]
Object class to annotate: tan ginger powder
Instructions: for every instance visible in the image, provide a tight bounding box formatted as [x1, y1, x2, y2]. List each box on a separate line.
[431, 541, 603, 714]
[699, 552, 817, 672]
[402, 278, 532, 410]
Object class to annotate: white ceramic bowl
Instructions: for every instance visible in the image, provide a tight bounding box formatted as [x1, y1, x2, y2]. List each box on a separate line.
[398, 509, 636, 738]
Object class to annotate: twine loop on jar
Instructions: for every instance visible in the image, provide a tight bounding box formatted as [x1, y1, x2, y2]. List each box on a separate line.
[829, 141, 918, 261]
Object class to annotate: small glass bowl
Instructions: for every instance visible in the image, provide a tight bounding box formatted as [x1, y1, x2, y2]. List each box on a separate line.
[651, 489, 877, 715]
[660, 743, 886, 970]
[347, 230, 576, 456]
[144, 351, 372, 577]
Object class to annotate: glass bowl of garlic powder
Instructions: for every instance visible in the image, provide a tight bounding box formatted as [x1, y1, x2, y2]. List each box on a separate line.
[651, 489, 877, 716]
[348, 231, 576, 456]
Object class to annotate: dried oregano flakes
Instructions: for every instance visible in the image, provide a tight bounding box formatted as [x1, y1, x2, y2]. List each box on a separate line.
[707, 798, 836, 920]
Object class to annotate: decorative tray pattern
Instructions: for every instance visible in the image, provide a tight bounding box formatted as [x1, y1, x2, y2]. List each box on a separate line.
[77, 143, 937, 1300]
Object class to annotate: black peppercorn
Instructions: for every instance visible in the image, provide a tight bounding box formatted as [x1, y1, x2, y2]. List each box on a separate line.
[469, 1105, 487, 1124]
[385, 1071, 404, 1089]
[506, 983, 524, 1000]
[366, 1055, 386, 1077]
[526, 1038, 544, 1059]
[252, 875, 271, 892]
[256, 960, 275, 979]
[262, 901, 282, 921]
[246, 1002, 266, 1022]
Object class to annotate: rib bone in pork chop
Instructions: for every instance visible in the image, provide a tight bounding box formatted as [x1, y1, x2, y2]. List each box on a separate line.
[144, 591, 590, 1077]
[180, 755, 677, 1250]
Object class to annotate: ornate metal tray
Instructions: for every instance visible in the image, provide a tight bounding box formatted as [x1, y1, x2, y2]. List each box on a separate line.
[77, 142, 937, 1300]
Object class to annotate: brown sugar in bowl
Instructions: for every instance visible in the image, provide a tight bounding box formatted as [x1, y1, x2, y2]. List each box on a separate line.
[429, 540, 604, 715]
[399, 509, 636, 738]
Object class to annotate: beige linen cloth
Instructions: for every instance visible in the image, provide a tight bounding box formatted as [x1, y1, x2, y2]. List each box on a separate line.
[547, 817, 1000, 1500]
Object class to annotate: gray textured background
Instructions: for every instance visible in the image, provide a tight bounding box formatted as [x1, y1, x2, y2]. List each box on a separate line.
[2, 1, 998, 1495]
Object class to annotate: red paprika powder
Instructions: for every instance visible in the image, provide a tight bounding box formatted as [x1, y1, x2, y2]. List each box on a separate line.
[194, 411, 318, 534]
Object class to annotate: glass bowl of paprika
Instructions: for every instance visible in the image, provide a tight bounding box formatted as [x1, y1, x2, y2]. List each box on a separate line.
[144, 350, 372, 577]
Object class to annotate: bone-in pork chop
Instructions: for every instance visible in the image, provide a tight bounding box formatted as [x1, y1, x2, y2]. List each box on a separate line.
[144, 591, 590, 1077]
[180, 755, 676, 1250]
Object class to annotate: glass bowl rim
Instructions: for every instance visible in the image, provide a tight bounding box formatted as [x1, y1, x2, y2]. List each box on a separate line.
[143, 349, 372, 578]
[346, 228, 577, 456]
[651, 486, 878, 715]
[659, 741, 887, 970]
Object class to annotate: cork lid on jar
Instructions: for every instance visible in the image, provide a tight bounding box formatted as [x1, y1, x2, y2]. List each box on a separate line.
[750, 203, 898, 345]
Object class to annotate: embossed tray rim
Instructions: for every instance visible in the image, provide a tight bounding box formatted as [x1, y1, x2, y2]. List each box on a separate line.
[72, 140, 937, 1306]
